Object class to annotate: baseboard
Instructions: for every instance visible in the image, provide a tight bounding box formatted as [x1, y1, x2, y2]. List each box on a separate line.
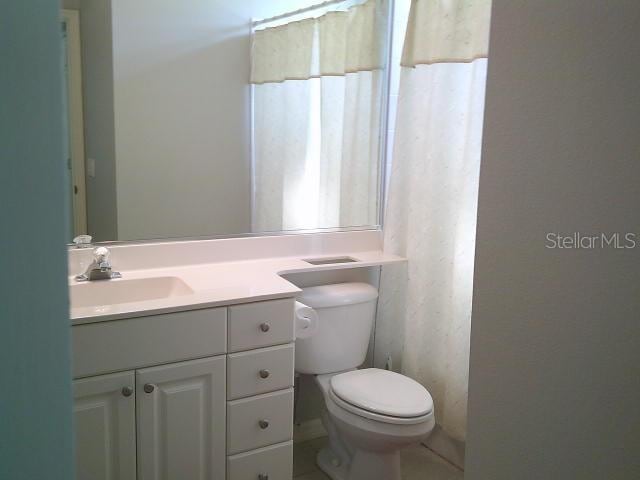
[293, 418, 327, 443]
[424, 424, 466, 470]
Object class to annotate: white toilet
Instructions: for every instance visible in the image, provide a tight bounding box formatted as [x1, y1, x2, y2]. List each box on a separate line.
[296, 282, 435, 480]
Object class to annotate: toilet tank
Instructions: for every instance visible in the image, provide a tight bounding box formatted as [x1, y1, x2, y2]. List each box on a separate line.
[295, 282, 379, 375]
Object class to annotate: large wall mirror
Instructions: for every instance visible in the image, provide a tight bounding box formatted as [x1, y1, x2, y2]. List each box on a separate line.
[61, 0, 392, 243]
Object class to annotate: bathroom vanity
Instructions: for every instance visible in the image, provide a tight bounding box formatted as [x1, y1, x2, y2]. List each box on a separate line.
[72, 298, 296, 480]
[69, 231, 403, 480]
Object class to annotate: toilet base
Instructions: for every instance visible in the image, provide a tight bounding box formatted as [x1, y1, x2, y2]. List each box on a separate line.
[317, 446, 349, 480]
[317, 444, 402, 480]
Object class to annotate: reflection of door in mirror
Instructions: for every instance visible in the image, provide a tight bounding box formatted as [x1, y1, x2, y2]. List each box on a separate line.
[61, 9, 88, 240]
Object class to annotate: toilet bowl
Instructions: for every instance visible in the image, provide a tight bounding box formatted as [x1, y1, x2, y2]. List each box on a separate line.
[313, 369, 434, 480]
[295, 283, 436, 480]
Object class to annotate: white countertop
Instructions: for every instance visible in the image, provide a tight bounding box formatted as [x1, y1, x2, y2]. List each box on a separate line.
[69, 249, 404, 325]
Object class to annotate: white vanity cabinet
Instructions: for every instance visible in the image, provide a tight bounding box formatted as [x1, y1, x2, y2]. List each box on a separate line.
[73, 371, 137, 480]
[72, 298, 295, 480]
[136, 356, 227, 480]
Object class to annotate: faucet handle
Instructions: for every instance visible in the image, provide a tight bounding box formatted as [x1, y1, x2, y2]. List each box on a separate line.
[75, 245, 121, 282]
[72, 235, 93, 249]
[93, 246, 111, 267]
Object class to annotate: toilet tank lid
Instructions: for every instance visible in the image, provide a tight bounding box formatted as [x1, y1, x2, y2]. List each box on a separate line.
[298, 282, 378, 308]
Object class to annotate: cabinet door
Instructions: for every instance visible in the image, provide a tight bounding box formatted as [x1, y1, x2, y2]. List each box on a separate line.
[137, 356, 226, 480]
[73, 371, 137, 480]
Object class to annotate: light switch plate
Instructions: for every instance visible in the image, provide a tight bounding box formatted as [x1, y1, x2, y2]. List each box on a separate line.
[87, 158, 96, 178]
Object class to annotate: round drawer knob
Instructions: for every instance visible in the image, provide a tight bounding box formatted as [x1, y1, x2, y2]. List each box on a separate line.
[259, 369, 270, 379]
[258, 419, 270, 430]
[143, 383, 155, 394]
[121, 386, 133, 397]
[259, 322, 270, 333]
[258, 474, 269, 480]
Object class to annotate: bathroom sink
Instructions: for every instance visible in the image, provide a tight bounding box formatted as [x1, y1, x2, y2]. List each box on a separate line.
[70, 276, 194, 308]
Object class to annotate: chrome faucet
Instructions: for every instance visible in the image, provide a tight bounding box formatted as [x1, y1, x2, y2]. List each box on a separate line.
[75, 246, 122, 282]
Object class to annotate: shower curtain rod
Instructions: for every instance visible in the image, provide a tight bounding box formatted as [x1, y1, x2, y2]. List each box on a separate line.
[252, 0, 350, 27]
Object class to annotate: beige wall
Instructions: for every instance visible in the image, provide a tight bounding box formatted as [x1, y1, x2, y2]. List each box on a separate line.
[466, 1, 640, 478]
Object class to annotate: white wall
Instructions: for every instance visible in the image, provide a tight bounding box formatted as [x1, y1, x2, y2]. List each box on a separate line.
[111, 0, 252, 240]
[466, 1, 640, 478]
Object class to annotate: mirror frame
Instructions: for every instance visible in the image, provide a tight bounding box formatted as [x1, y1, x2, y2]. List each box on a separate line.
[69, 224, 381, 248]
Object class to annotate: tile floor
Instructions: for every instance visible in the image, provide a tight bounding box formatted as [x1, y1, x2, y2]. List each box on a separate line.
[293, 437, 464, 480]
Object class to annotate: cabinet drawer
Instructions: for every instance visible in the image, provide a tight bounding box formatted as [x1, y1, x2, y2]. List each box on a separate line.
[72, 308, 227, 378]
[227, 344, 294, 400]
[227, 389, 294, 455]
[228, 299, 295, 352]
[227, 441, 293, 480]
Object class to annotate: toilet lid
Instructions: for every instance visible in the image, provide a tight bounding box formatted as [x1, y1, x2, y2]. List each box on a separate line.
[330, 369, 433, 418]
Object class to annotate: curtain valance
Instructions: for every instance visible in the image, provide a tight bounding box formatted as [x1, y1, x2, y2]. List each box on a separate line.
[251, 0, 387, 84]
[401, 0, 491, 67]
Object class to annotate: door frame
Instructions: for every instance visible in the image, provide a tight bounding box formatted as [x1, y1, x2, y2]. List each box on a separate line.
[61, 9, 88, 235]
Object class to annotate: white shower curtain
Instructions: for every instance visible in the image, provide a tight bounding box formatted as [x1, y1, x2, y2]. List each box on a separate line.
[378, 0, 491, 441]
[252, 0, 387, 232]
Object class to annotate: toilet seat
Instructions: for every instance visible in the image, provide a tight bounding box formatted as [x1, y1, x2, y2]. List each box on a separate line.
[328, 369, 433, 425]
